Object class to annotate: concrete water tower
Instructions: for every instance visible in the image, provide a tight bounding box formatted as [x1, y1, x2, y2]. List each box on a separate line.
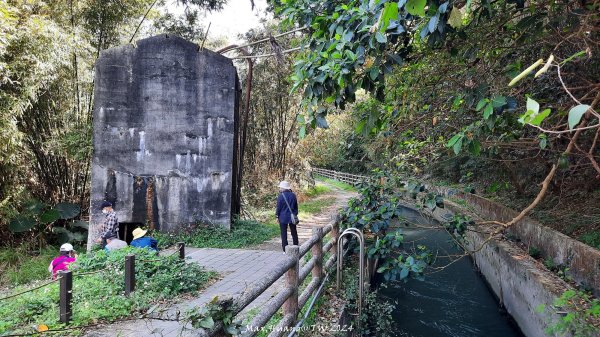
[88, 34, 240, 246]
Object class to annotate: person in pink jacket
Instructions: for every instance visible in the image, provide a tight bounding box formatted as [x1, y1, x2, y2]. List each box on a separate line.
[48, 243, 77, 279]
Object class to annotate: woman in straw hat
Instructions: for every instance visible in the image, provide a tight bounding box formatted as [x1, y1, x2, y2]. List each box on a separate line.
[276, 180, 299, 252]
[130, 227, 158, 252]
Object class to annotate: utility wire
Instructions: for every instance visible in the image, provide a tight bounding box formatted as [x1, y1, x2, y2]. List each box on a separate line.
[221, 26, 309, 53]
[0, 278, 60, 302]
[230, 46, 305, 60]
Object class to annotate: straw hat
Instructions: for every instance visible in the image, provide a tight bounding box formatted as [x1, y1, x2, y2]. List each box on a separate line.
[278, 181, 291, 189]
[132, 227, 147, 240]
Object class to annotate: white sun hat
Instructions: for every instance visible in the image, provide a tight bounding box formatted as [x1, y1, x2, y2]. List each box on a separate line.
[278, 181, 291, 189]
[60, 243, 74, 252]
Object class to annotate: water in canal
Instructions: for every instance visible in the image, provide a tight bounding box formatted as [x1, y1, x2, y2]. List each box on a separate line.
[378, 206, 524, 337]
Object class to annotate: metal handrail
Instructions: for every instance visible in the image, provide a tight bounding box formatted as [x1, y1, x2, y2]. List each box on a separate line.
[336, 227, 365, 322]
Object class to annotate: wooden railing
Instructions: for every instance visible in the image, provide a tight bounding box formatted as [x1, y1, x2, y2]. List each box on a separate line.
[312, 167, 368, 185]
[197, 222, 341, 337]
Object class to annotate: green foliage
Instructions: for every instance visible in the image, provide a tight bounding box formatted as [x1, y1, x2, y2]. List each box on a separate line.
[271, 0, 445, 125]
[0, 244, 58, 287]
[375, 244, 431, 282]
[541, 256, 573, 282]
[0, 247, 214, 336]
[155, 219, 280, 249]
[528, 246, 542, 259]
[341, 266, 396, 336]
[339, 170, 446, 281]
[7, 199, 85, 244]
[298, 114, 370, 174]
[185, 295, 242, 335]
[579, 231, 600, 250]
[537, 290, 600, 337]
[443, 214, 473, 237]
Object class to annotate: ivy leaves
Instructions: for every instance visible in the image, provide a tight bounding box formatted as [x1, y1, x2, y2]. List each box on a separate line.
[518, 98, 591, 131]
[446, 133, 465, 155]
[568, 104, 590, 130]
[406, 0, 426, 16]
[272, 0, 445, 128]
[339, 172, 444, 282]
[518, 97, 550, 127]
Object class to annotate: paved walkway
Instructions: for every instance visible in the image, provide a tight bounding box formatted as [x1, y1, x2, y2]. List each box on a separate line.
[85, 182, 356, 337]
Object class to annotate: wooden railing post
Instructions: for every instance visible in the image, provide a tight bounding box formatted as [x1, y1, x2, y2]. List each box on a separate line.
[283, 245, 300, 323]
[125, 254, 135, 296]
[59, 270, 72, 323]
[178, 242, 185, 259]
[332, 221, 339, 262]
[312, 227, 324, 281]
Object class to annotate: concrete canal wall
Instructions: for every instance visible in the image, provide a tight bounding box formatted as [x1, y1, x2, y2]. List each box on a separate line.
[420, 197, 588, 337]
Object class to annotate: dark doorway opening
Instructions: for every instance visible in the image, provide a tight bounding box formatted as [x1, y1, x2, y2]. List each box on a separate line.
[119, 222, 143, 244]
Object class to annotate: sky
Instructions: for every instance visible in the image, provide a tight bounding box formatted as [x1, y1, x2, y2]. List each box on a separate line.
[168, 0, 270, 44]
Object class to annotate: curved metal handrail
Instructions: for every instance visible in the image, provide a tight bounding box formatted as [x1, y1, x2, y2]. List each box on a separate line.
[336, 227, 365, 321]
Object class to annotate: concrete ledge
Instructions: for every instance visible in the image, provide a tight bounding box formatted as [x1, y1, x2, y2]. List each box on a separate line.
[431, 187, 600, 297]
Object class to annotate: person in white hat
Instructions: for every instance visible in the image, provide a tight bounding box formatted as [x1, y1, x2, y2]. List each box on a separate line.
[130, 227, 158, 252]
[48, 243, 77, 279]
[276, 180, 299, 252]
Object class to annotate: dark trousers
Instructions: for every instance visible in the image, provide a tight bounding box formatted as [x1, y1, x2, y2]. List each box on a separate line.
[280, 222, 298, 252]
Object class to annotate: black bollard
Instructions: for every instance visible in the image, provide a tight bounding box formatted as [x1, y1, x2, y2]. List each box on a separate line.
[125, 254, 135, 296]
[59, 270, 72, 323]
[177, 242, 185, 260]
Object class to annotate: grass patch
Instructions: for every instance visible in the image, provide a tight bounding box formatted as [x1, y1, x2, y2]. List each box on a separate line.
[303, 183, 332, 198]
[579, 231, 600, 249]
[0, 247, 215, 336]
[0, 244, 59, 288]
[299, 197, 336, 217]
[156, 219, 279, 249]
[314, 175, 357, 192]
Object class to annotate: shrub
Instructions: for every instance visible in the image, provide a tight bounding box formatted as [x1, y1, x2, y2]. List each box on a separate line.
[341, 265, 397, 337]
[0, 244, 58, 287]
[528, 246, 542, 259]
[537, 290, 600, 337]
[0, 247, 214, 336]
[155, 219, 279, 249]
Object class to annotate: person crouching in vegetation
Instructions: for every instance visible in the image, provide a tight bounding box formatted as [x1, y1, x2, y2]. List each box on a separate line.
[276, 180, 299, 253]
[104, 237, 128, 252]
[48, 243, 77, 279]
[130, 227, 158, 252]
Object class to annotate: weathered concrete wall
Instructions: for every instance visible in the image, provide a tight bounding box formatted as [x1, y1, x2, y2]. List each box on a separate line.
[432, 187, 600, 297]
[89, 34, 238, 246]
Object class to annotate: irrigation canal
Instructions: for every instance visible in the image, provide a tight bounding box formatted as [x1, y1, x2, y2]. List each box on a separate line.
[379, 206, 524, 337]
